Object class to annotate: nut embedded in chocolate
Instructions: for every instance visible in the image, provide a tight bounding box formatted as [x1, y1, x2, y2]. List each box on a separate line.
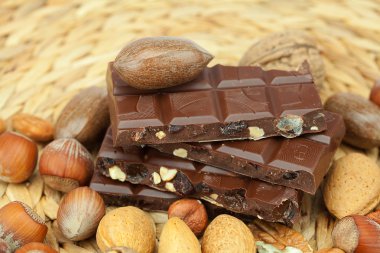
[276, 114, 304, 138]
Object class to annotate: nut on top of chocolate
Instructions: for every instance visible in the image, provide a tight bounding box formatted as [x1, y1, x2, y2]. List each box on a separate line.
[113, 36, 214, 90]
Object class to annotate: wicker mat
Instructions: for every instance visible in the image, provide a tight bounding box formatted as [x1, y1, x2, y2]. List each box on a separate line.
[0, 0, 380, 252]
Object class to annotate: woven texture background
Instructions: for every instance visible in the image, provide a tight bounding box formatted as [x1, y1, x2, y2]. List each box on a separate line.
[0, 0, 380, 252]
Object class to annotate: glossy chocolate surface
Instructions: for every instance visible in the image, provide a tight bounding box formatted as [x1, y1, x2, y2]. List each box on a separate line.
[95, 130, 302, 225]
[151, 111, 345, 194]
[108, 62, 326, 145]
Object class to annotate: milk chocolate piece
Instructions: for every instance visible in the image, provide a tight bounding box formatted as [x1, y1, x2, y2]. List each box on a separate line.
[107, 63, 326, 145]
[150, 111, 344, 194]
[96, 129, 302, 225]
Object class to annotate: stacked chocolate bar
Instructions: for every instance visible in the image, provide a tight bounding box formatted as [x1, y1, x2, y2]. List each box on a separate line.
[90, 62, 345, 225]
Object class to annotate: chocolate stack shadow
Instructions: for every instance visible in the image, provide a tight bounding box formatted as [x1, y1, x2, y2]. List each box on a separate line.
[90, 62, 345, 226]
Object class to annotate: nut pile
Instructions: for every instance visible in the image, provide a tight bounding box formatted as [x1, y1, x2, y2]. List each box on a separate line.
[0, 34, 380, 253]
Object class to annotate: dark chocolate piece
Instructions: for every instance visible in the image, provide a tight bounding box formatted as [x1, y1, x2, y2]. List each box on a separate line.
[90, 168, 261, 222]
[96, 129, 302, 225]
[90, 167, 177, 210]
[150, 111, 345, 194]
[107, 62, 326, 145]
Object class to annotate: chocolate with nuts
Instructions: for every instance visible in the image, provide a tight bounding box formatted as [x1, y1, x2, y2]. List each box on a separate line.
[91, 163, 291, 223]
[108, 62, 326, 145]
[150, 111, 344, 194]
[95, 129, 302, 225]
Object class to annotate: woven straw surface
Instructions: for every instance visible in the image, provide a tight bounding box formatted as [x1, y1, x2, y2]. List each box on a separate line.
[1, 0, 380, 252]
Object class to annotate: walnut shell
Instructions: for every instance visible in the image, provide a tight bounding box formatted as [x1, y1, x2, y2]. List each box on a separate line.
[239, 30, 324, 89]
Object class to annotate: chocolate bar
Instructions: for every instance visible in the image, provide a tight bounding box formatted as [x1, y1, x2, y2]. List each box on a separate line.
[90, 167, 178, 210]
[107, 62, 326, 145]
[96, 129, 302, 225]
[150, 111, 344, 194]
[90, 168, 263, 221]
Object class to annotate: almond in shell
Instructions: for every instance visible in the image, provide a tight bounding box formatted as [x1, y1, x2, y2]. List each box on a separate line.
[202, 214, 256, 253]
[114, 36, 213, 90]
[55, 86, 109, 146]
[158, 217, 201, 253]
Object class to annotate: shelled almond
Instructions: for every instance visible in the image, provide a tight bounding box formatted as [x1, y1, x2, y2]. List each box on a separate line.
[11, 113, 54, 142]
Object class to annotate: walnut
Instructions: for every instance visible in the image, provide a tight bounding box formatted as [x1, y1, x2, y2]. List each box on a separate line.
[239, 30, 324, 89]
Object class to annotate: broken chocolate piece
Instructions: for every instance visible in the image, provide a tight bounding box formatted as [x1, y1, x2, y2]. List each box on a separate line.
[150, 111, 344, 194]
[96, 129, 302, 225]
[107, 63, 326, 145]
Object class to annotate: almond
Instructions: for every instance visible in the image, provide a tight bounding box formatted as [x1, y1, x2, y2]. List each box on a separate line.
[11, 114, 54, 142]
[323, 153, 380, 219]
[158, 217, 201, 253]
[114, 36, 213, 90]
[55, 86, 109, 146]
[324, 92, 380, 149]
[202, 214, 256, 253]
[96, 206, 156, 253]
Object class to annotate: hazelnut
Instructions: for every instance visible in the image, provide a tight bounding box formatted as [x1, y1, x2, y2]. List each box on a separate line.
[39, 138, 94, 192]
[367, 210, 380, 224]
[332, 215, 380, 253]
[15, 242, 58, 253]
[0, 201, 47, 252]
[96, 206, 156, 253]
[370, 80, 380, 107]
[57, 187, 105, 241]
[11, 113, 54, 142]
[0, 118, 5, 134]
[0, 132, 38, 183]
[168, 199, 208, 236]
[0, 238, 11, 253]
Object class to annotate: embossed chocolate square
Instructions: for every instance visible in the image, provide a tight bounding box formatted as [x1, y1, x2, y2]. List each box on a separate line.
[107, 62, 326, 145]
